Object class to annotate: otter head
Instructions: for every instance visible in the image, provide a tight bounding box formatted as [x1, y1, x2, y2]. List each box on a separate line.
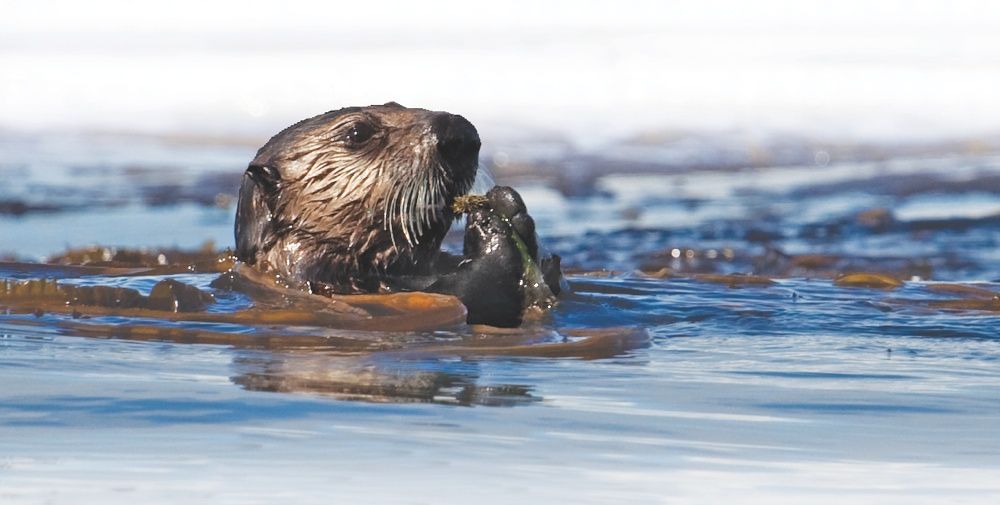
[235, 103, 480, 292]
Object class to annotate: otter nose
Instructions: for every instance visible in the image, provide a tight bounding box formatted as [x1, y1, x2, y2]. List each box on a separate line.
[432, 113, 481, 168]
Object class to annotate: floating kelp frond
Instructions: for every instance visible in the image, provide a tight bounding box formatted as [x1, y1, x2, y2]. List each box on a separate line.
[834, 272, 904, 289]
[0, 278, 215, 312]
[510, 228, 557, 310]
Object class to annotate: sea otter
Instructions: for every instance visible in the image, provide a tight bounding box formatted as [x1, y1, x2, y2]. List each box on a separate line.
[234, 103, 562, 327]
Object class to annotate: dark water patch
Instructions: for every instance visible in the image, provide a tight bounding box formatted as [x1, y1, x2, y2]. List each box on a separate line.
[0, 395, 418, 426]
[565, 276, 668, 296]
[757, 402, 958, 415]
[0, 199, 65, 216]
[873, 324, 1000, 340]
[728, 371, 916, 380]
[1, 419, 68, 427]
[787, 171, 1000, 200]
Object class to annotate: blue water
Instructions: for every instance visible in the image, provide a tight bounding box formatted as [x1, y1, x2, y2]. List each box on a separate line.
[1, 134, 999, 504]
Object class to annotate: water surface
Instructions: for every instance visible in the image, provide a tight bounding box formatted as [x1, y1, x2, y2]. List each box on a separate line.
[1, 133, 999, 504]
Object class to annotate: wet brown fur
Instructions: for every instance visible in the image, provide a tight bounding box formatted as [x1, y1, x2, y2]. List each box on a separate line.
[235, 104, 479, 293]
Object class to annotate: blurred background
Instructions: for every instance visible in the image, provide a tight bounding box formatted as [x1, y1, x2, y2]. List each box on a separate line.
[4, 0, 1000, 141]
[4, 0, 1000, 138]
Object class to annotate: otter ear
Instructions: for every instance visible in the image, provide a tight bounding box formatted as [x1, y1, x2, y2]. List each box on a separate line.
[235, 164, 281, 264]
[382, 101, 404, 108]
[245, 164, 280, 195]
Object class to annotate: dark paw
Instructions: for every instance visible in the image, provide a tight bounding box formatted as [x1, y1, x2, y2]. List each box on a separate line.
[429, 186, 564, 327]
[434, 196, 524, 326]
[485, 186, 565, 297]
[486, 186, 540, 261]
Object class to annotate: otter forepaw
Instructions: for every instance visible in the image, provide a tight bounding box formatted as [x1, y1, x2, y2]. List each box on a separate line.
[484, 186, 566, 297]
[429, 186, 564, 327]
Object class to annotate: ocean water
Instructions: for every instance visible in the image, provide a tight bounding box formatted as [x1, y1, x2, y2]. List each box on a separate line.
[1, 131, 999, 504]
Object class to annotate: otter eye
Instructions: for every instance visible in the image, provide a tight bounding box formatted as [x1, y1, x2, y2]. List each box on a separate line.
[345, 122, 376, 147]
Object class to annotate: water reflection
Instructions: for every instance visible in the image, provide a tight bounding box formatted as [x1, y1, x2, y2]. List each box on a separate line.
[232, 351, 541, 406]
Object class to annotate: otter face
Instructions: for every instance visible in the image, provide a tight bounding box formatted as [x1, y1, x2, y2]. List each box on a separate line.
[235, 103, 481, 290]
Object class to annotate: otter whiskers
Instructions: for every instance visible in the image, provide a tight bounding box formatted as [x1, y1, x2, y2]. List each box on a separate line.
[385, 159, 448, 249]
